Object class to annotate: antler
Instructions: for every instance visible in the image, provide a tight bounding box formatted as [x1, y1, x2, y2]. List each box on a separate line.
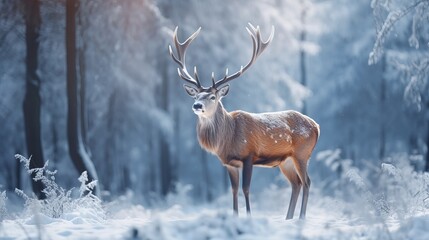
[169, 27, 202, 89]
[169, 24, 274, 90]
[212, 23, 274, 89]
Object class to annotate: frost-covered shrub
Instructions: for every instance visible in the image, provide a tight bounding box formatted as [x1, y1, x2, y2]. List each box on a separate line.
[318, 150, 429, 220]
[346, 154, 429, 219]
[347, 168, 391, 217]
[15, 154, 105, 221]
[379, 160, 429, 218]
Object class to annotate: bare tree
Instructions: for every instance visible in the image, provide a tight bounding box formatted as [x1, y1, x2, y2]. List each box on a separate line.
[299, 1, 308, 115]
[23, 0, 46, 199]
[158, 55, 174, 196]
[66, 0, 100, 196]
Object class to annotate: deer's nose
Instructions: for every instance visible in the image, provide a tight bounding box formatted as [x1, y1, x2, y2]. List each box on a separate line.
[193, 103, 203, 110]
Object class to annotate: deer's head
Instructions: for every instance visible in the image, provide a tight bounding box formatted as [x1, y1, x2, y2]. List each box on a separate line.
[169, 24, 274, 118]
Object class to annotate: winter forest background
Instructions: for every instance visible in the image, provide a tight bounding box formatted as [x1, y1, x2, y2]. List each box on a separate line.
[1, 0, 429, 239]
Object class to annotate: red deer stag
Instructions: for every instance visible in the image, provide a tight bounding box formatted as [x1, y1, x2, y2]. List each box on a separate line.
[169, 24, 320, 219]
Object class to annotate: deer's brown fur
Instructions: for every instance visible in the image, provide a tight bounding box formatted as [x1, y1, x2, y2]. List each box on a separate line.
[197, 103, 319, 169]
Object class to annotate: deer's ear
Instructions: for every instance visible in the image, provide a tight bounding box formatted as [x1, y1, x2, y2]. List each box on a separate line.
[217, 84, 230, 98]
[183, 85, 198, 97]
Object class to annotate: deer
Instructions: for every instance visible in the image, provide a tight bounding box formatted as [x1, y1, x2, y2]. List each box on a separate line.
[168, 24, 320, 220]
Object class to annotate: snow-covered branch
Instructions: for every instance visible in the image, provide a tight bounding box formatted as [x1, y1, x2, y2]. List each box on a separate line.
[369, 0, 429, 65]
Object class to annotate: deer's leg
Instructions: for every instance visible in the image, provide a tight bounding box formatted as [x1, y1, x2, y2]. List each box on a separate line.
[226, 165, 239, 215]
[300, 174, 311, 219]
[294, 158, 310, 220]
[280, 160, 302, 220]
[242, 157, 253, 216]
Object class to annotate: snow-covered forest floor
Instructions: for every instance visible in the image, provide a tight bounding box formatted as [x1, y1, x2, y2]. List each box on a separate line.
[1, 187, 428, 240]
[1, 155, 429, 240]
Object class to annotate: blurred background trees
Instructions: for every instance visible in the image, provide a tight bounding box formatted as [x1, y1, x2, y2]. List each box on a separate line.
[369, 0, 429, 170]
[0, 0, 427, 202]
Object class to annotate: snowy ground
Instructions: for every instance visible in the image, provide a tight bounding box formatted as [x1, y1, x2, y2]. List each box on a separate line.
[1, 187, 428, 240]
[2, 155, 428, 239]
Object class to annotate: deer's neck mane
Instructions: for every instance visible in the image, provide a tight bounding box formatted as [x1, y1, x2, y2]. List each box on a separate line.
[196, 102, 235, 155]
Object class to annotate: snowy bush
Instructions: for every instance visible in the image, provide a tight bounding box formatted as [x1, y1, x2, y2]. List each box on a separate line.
[317, 150, 429, 221]
[14, 154, 105, 221]
[379, 160, 429, 218]
[346, 154, 429, 219]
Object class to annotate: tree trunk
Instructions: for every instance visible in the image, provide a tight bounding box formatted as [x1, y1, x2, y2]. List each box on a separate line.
[148, 122, 157, 193]
[51, 121, 59, 165]
[200, 149, 212, 202]
[425, 99, 429, 172]
[77, 4, 90, 158]
[66, 0, 99, 196]
[159, 136, 172, 196]
[23, 0, 45, 199]
[379, 55, 386, 160]
[299, 6, 307, 115]
[425, 123, 429, 172]
[15, 151, 21, 190]
[159, 57, 173, 196]
[104, 90, 117, 192]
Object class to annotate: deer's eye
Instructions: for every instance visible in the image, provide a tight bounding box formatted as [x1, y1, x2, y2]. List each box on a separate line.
[210, 96, 216, 100]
